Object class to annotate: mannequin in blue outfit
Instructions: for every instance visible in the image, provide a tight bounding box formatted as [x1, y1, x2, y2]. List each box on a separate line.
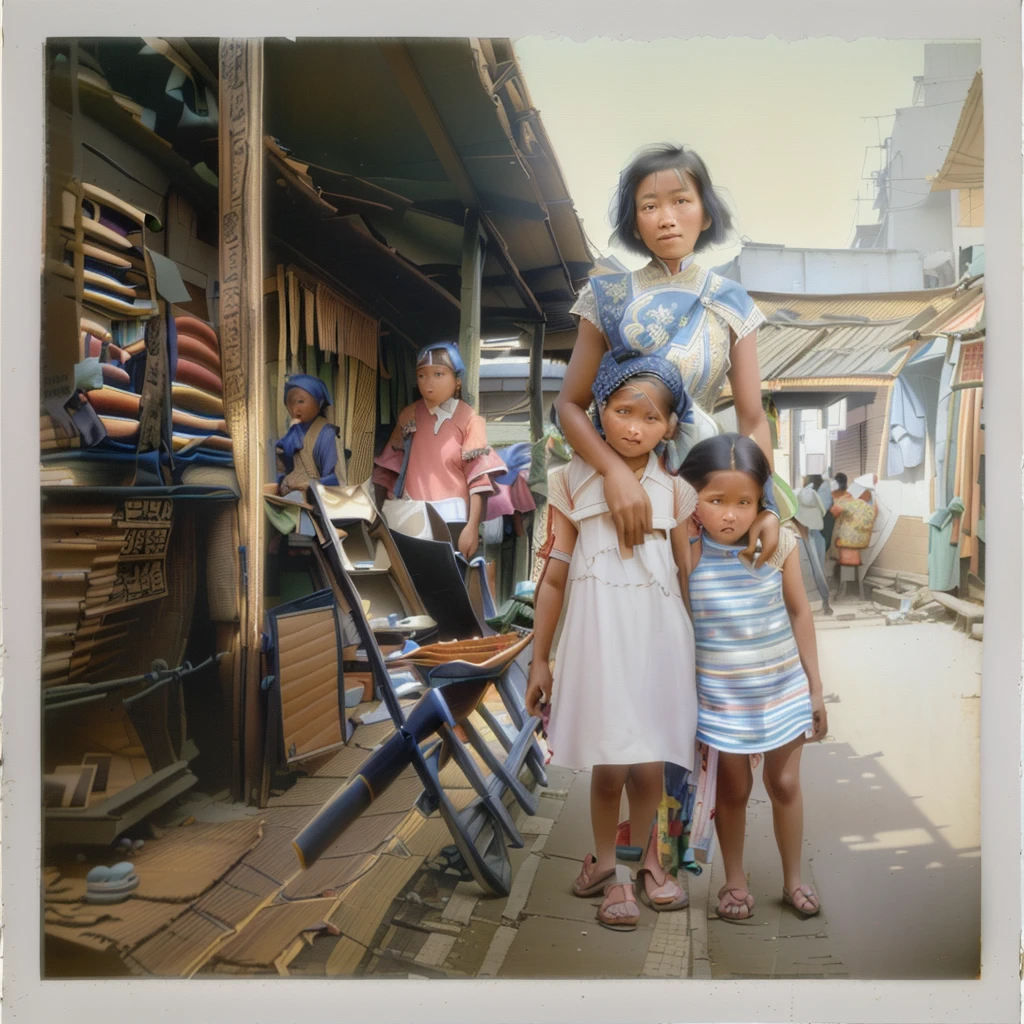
[275, 374, 345, 495]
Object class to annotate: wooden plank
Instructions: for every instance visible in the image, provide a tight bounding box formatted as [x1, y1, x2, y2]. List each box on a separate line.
[460, 208, 484, 405]
[219, 39, 266, 806]
[528, 321, 546, 443]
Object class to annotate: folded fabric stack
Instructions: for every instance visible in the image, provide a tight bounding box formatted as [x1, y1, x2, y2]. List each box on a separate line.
[61, 183, 157, 321]
[41, 504, 130, 686]
[169, 315, 234, 459]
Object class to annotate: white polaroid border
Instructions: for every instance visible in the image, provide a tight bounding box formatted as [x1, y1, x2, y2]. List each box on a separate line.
[2, 2, 1020, 1022]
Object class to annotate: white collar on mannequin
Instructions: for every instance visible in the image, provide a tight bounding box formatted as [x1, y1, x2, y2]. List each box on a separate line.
[426, 396, 460, 434]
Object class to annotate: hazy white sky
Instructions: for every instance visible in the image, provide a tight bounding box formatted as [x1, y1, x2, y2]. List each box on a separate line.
[513, 37, 927, 271]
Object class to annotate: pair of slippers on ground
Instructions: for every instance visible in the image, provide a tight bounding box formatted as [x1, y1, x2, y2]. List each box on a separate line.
[84, 861, 139, 904]
[717, 883, 821, 922]
[573, 853, 689, 933]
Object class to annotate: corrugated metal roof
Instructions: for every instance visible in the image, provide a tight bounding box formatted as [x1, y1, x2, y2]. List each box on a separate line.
[748, 287, 963, 383]
[753, 287, 961, 324]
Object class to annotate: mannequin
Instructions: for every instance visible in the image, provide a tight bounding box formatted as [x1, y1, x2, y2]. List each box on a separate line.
[372, 342, 505, 559]
[275, 374, 345, 496]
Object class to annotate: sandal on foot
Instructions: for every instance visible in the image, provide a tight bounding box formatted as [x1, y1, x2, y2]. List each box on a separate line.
[783, 884, 820, 917]
[636, 866, 689, 911]
[716, 885, 755, 923]
[596, 868, 639, 932]
[572, 853, 617, 897]
[634, 819, 688, 911]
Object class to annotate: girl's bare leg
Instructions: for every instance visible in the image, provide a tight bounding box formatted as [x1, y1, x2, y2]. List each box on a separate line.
[590, 764, 630, 875]
[762, 736, 816, 908]
[715, 752, 755, 915]
[626, 761, 665, 876]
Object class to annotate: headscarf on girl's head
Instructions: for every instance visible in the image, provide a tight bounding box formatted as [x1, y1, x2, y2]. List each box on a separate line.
[283, 373, 332, 411]
[592, 351, 693, 426]
[415, 341, 465, 376]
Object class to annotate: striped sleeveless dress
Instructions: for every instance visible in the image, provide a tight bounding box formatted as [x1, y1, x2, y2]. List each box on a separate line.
[689, 529, 813, 754]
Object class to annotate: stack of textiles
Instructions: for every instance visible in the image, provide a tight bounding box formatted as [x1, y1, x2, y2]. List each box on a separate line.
[61, 183, 157, 321]
[168, 315, 234, 465]
[41, 504, 129, 685]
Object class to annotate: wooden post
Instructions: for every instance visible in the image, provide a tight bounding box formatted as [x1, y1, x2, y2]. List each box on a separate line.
[460, 209, 484, 406]
[219, 39, 265, 805]
[528, 321, 546, 442]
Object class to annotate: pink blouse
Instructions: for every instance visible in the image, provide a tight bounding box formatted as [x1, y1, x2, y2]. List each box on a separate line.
[372, 398, 506, 504]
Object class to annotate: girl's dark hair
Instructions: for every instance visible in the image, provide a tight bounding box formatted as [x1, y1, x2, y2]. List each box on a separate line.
[680, 433, 771, 494]
[610, 143, 733, 257]
[834, 472, 848, 489]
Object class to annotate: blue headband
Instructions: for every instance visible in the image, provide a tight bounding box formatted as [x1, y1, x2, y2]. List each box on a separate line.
[284, 374, 332, 410]
[592, 352, 692, 424]
[416, 341, 465, 376]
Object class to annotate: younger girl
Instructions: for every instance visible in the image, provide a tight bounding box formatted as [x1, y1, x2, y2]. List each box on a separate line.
[525, 353, 698, 932]
[680, 434, 828, 922]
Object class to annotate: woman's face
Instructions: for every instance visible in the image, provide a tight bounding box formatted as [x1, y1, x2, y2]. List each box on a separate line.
[416, 362, 458, 405]
[285, 387, 320, 425]
[634, 169, 712, 265]
[696, 469, 762, 544]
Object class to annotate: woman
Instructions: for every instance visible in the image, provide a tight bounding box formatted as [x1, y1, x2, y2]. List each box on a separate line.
[555, 143, 781, 562]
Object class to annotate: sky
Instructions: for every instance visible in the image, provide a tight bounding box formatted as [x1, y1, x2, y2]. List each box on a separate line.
[512, 37, 927, 271]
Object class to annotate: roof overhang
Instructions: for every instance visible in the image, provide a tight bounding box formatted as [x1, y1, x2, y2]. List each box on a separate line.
[931, 69, 983, 192]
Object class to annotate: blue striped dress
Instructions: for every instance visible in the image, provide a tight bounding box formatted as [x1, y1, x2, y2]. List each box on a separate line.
[689, 530, 813, 754]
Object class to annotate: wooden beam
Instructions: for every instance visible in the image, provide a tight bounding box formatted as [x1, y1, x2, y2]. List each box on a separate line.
[378, 41, 478, 209]
[460, 209, 484, 405]
[528, 321, 546, 442]
[479, 211, 544, 322]
[219, 39, 265, 806]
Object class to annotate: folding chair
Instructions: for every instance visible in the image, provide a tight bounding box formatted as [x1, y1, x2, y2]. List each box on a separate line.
[293, 483, 546, 896]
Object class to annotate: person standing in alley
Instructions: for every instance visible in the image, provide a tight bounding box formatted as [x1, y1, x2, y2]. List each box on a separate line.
[525, 353, 698, 932]
[681, 434, 828, 922]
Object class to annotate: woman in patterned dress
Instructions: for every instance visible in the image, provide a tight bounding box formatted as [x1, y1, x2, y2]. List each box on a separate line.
[555, 143, 782, 562]
[680, 434, 828, 922]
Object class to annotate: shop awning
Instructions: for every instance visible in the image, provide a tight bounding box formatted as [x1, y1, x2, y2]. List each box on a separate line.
[262, 38, 594, 336]
[717, 287, 964, 401]
[888, 283, 985, 350]
[931, 69, 983, 191]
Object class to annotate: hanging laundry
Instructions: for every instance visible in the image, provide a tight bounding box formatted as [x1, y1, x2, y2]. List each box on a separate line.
[887, 374, 927, 475]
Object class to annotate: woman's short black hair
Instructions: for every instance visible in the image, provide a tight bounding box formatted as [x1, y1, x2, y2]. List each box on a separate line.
[834, 472, 848, 489]
[610, 143, 733, 257]
[680, 433, 771, 495]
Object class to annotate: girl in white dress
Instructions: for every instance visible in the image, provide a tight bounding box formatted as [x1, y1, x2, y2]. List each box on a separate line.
[525, 353, 698, 932]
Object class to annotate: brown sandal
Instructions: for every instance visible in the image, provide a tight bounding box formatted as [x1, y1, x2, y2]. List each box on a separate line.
[597, 869, 639, 932]
[783, 884, 820, 917]
[572, 853, 616, 897]
[636, 820, 688, 911]
[716, 885, 755, 923]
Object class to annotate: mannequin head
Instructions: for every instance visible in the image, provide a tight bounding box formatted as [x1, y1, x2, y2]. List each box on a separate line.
[415, 343, 464, 405]
[284, 374, 332, 426]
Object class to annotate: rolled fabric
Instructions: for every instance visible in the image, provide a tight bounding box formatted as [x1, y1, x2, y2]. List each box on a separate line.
[171, 381, 224, 417]
[176, 331, 221, 373]
[171, 407, 228, 435]
[174, 357, 223, 395]
[174, 316, 219, 354]
[101, 363, 132, 389]
[99, 416, 140, 441]
[172, 432, 233, 453]
[83, 335, 129, 363]
[85, 386, 141, 419]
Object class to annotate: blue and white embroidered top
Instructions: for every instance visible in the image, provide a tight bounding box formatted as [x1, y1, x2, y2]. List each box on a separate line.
[571, 258, 766, 470]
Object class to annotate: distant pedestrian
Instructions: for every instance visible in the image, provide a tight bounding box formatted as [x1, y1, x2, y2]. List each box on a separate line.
[681, 434, 828, 923]
[525, 354, 697, 932]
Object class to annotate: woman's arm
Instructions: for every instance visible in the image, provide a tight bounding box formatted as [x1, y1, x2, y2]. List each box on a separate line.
[781, 549, 828, 740]
[554, 318, 652, 553]
[525, 507, 577, 716]
[728, 329, 780, 567]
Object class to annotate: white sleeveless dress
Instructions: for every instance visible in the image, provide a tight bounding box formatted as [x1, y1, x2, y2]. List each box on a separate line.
[544, 452, 698, 770]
